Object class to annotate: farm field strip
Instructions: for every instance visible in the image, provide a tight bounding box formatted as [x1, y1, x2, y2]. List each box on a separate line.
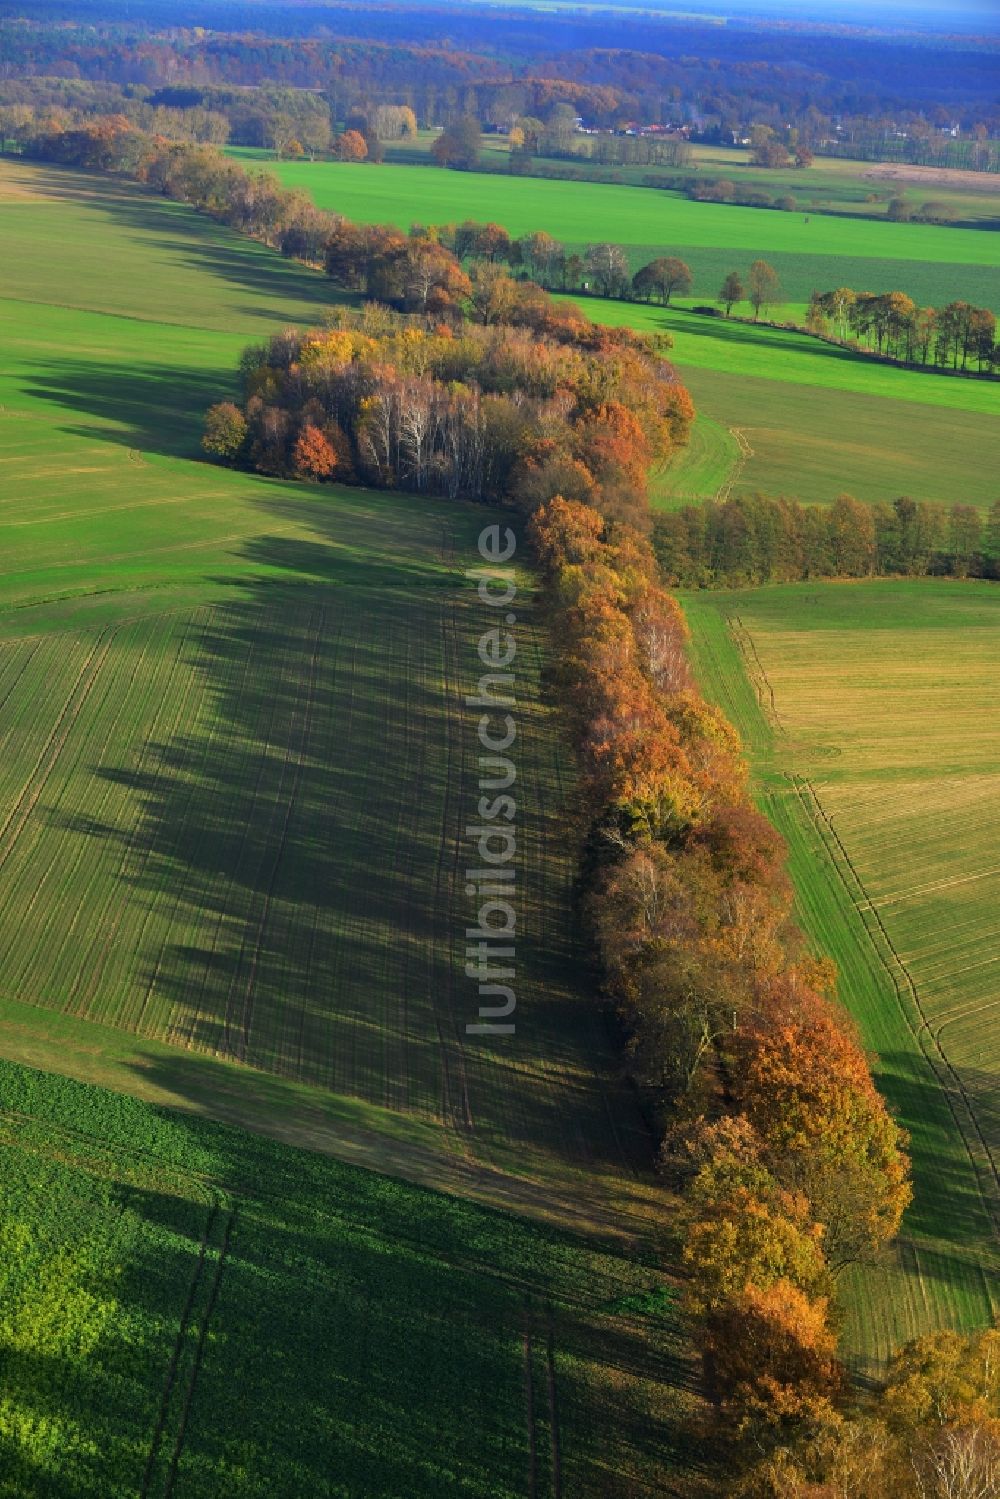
[0, 157, 669, 1234]
[236, 155, 1000, 310]
[681, 582, 1000, 1367]
[652, 359, 999, 509]
[0, 1058, 697, 1498]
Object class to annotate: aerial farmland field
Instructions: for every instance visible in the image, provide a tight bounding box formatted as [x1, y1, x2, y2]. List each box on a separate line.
[681, 580, 1000, 1370]
[0, 153, 701, 1494]
[0, 157, 668, 1216]
[228, 153, 1000, 508]
[595, 304, 1000, 509]
[0, 1058, 694, 1498]
[227, 151, 1000, 312]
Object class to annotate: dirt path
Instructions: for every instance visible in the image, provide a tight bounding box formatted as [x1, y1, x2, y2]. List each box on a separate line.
[715, 427, 754, 502]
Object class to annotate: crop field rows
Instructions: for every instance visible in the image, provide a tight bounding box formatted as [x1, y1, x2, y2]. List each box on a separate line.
[681, 582, 1000, 1370]
[0, 1059, 696, 1499]
[0, 581, 645, 1191]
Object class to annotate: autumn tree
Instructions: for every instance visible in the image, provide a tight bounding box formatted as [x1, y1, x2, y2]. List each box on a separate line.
[585, 242, 629, 297]
[719, 270, 744, 316]
[701, 1279, 843, 1443]
[431, 116, 481, 170]
[748, 259, 782, 321]
[736, 1013, 911, 1270]
[683, 1157, 832, 1317]
[202, 401, 248, 462]
[292, 423, 337, 479]
[333, 129, 368, 162]
[632, 256, 693, 305]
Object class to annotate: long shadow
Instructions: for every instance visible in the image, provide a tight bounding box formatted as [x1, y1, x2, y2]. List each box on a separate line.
[25, 357, 240, 456]
[42, 481, 639, 1176]
[0, 1065, 699, 1495]
[876, 1051, 998, 1252]
[17, 159, 333, 322]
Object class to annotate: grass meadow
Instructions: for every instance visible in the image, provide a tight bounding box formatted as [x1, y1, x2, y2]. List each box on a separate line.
[602, 304, 1000, 510]
[373, 134, 1000, 229]
[681, 581, 1000, 1371]
[231, 151, 1000, 311]
[230, 153, 1000, 509]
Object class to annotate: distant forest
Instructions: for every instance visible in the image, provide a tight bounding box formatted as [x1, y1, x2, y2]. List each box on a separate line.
[2, 0, 999, 154]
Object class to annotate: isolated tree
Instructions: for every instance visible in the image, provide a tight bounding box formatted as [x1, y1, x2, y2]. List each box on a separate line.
[748, 259, 782, 321]
[719, 270, 744, 316]
[202, 402, 248, 462]
[431, 116, 482, 171]
[632, 256, 693, 305]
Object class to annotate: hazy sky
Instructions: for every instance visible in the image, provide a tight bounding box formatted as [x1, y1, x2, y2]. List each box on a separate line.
[725, 0, 998, 22]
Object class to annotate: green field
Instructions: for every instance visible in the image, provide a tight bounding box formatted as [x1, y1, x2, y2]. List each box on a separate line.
[681, 581, 1000, 1371]
[599, 304, 1000, 510]
[0, 157, 671, 1220]
[375, 134, 1000, 229]
[230, 150, 1000, 312]
[0, 148, 996, 1484]
[221, 151, 1000, 509]
[0, 1056, 694, 1497]
[0, 156, 701, 1489]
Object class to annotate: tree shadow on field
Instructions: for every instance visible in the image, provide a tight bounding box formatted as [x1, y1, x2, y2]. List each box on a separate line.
[0, 1075, 699, 1497]
[875, 1050, 999, 1252]
[24, 357, 242, 457]
[49, 487, 651, 1186]
[21, 160, 333, 325]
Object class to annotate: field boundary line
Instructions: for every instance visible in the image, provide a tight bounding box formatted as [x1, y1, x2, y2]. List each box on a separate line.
[546, 1310, 563, 1499]
[791, 776, 999, 1237]
[523, 1315, 538, 1499]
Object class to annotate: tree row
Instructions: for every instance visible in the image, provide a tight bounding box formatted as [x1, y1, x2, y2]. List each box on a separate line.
[654, 494, 1000, 588]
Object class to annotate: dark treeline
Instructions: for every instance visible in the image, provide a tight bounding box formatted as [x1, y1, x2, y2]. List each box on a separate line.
[654, 494, 1000, 589]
